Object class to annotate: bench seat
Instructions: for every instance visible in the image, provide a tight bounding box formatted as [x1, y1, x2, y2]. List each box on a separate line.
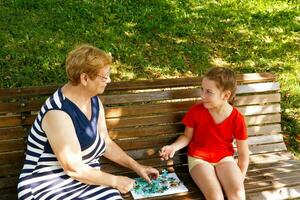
[0, 73, 300, 200]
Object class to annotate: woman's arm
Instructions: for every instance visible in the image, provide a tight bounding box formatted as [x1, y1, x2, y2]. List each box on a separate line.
[98, 99, 159, 183]
[42, 110, 134, 193]
[236, 139, 249, 178]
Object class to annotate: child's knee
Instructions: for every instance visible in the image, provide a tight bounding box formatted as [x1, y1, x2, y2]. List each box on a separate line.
[205, 190, 224, 200]
[227, 186, 245, 200]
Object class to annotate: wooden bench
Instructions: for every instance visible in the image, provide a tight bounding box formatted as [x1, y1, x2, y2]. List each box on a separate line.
[0, 72, 300, 200]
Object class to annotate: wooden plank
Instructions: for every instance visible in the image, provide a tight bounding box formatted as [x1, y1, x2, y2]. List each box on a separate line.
[107, 113, 280, 130]
[245, 114, 281, 126]
[238, 104, 281, 116]
[0, 139, 25, 153]
[101, 88, 201, 105]
[0, 115, 35, 127]
[248, 143, 287, 155]
[247, 124, 281, 136]
[0, 73, 275, 99]
[249, 152, 293, 164]
[109, 124, 183, 139]
[247, 160, 300, 176]
[0, 115, 22, 128]
[248, 159, 300, 171]
[235, 93, 280, 106]
[0, 88, 280, 115]
[0, 99, 44, 113]
[0, 127, 26, 140]
[0, 86, 57, 99]
[110, 123, 282, 140]
[0, 164, 22, 176]
[247, 185, 300, 200]
[246, 170, 300, 189]
[0, 176, 18, 189]
[105, 102, 280, 119]
[114, 132, 286, 155]
[236, 82, 280, 94]
[245, 172, 300, 192]
[248, 134, 284, 145]
[237, 73, 276, 83]
[115, 134, 179, 151]
[106, 112, 185, 129]
[102, 82, 279, 105]
[105, 101, 195, 118]
[0, 187, 17, 200]
[0, 151, 25, 165]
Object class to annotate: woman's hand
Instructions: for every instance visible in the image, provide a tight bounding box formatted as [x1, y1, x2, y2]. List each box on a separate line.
[135, 165, 159, 183]
[160, 145, 176, 161]
[114, 176, 135, 194]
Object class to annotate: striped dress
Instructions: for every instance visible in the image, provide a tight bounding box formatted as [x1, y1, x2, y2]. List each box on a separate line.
[18, 88, 122, 200]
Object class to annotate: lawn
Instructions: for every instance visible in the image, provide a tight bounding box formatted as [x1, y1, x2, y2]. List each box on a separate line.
[0, 0, 299, 155]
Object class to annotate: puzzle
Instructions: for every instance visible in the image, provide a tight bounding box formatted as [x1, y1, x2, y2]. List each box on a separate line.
[131, 169, 188, 199]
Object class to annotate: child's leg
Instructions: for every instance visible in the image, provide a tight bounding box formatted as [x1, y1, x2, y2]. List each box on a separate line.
[215, 161, 245, 200]
[189, 161, 224, 200]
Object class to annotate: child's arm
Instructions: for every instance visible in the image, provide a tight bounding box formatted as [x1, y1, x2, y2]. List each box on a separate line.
[236, 139, 249, 179]
[160, 127, 194, 160]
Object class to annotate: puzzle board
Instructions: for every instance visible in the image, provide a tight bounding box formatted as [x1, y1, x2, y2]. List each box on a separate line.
[130, 171, 188, 199]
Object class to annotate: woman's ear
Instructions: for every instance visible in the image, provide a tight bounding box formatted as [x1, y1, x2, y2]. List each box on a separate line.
[80, 73, 89, 86]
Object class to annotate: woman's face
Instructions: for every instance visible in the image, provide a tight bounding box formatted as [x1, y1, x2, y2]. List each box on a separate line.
[89, 65, 111, 95]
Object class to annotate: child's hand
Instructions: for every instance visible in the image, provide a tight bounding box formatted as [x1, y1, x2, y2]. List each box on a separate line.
[159, 145, 176, 161]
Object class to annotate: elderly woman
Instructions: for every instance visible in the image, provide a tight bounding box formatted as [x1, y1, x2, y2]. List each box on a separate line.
[18, 44, 159, 200]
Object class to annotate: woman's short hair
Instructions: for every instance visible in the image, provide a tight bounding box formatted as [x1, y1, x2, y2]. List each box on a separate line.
[66, 44, 112, 85]
[202, 67, 237, 104]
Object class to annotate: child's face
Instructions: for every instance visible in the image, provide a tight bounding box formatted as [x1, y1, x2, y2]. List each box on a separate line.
[200, 77, 230, 109]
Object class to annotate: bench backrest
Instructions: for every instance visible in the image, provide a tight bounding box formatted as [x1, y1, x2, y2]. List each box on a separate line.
[0, 72, 289, 197]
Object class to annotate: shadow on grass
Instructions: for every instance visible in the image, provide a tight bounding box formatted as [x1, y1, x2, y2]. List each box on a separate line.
[1, 0, 299, 85]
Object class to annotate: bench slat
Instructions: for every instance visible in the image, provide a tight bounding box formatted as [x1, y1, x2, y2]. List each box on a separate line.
[0, 111, 283, 129]
[0, 73, 276, 99]
[107, 113, 280, 130]
[0, 139, 25, 153]
[245, 172, 300, 192]
[109, 124, 183, 139]
[248, 124, 281, 136]
[235, 93, 280, 106]
[0, 127, 26, 140]
[109, 123, 281, 139]
[236, 82, 280, 94]
[247, 185, 300, 200]
[238, 104, 280, 116]
[101, 88, 201, 105]
[102, 82, 279, 105]
[0, 121, 280, 142]
[0, 91, 281, 115]
[245, 113, 281, 126]
[105, 101, 195, 118]
[248, 134, 284, 145]
[0, 151, 24, 165]
[248, 143, 287, 154]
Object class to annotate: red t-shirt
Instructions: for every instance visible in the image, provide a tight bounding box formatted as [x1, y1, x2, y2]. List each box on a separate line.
[182, 103, 248, 162]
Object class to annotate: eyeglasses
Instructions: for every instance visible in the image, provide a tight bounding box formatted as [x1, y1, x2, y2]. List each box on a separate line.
[97, 71, 111, 81]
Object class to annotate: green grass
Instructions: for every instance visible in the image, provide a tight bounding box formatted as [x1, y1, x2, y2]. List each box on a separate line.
[0, 0, 299, 155]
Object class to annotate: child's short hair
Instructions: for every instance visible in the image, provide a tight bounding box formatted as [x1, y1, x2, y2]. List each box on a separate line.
[66, 44, 112, 85]
[202, 67, 237, 104]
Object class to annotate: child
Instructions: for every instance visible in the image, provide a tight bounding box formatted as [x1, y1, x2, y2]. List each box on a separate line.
[160, 67, 249, 200]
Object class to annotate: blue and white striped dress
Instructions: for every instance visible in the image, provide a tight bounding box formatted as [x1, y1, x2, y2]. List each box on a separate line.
[18, 88, 122, 200]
